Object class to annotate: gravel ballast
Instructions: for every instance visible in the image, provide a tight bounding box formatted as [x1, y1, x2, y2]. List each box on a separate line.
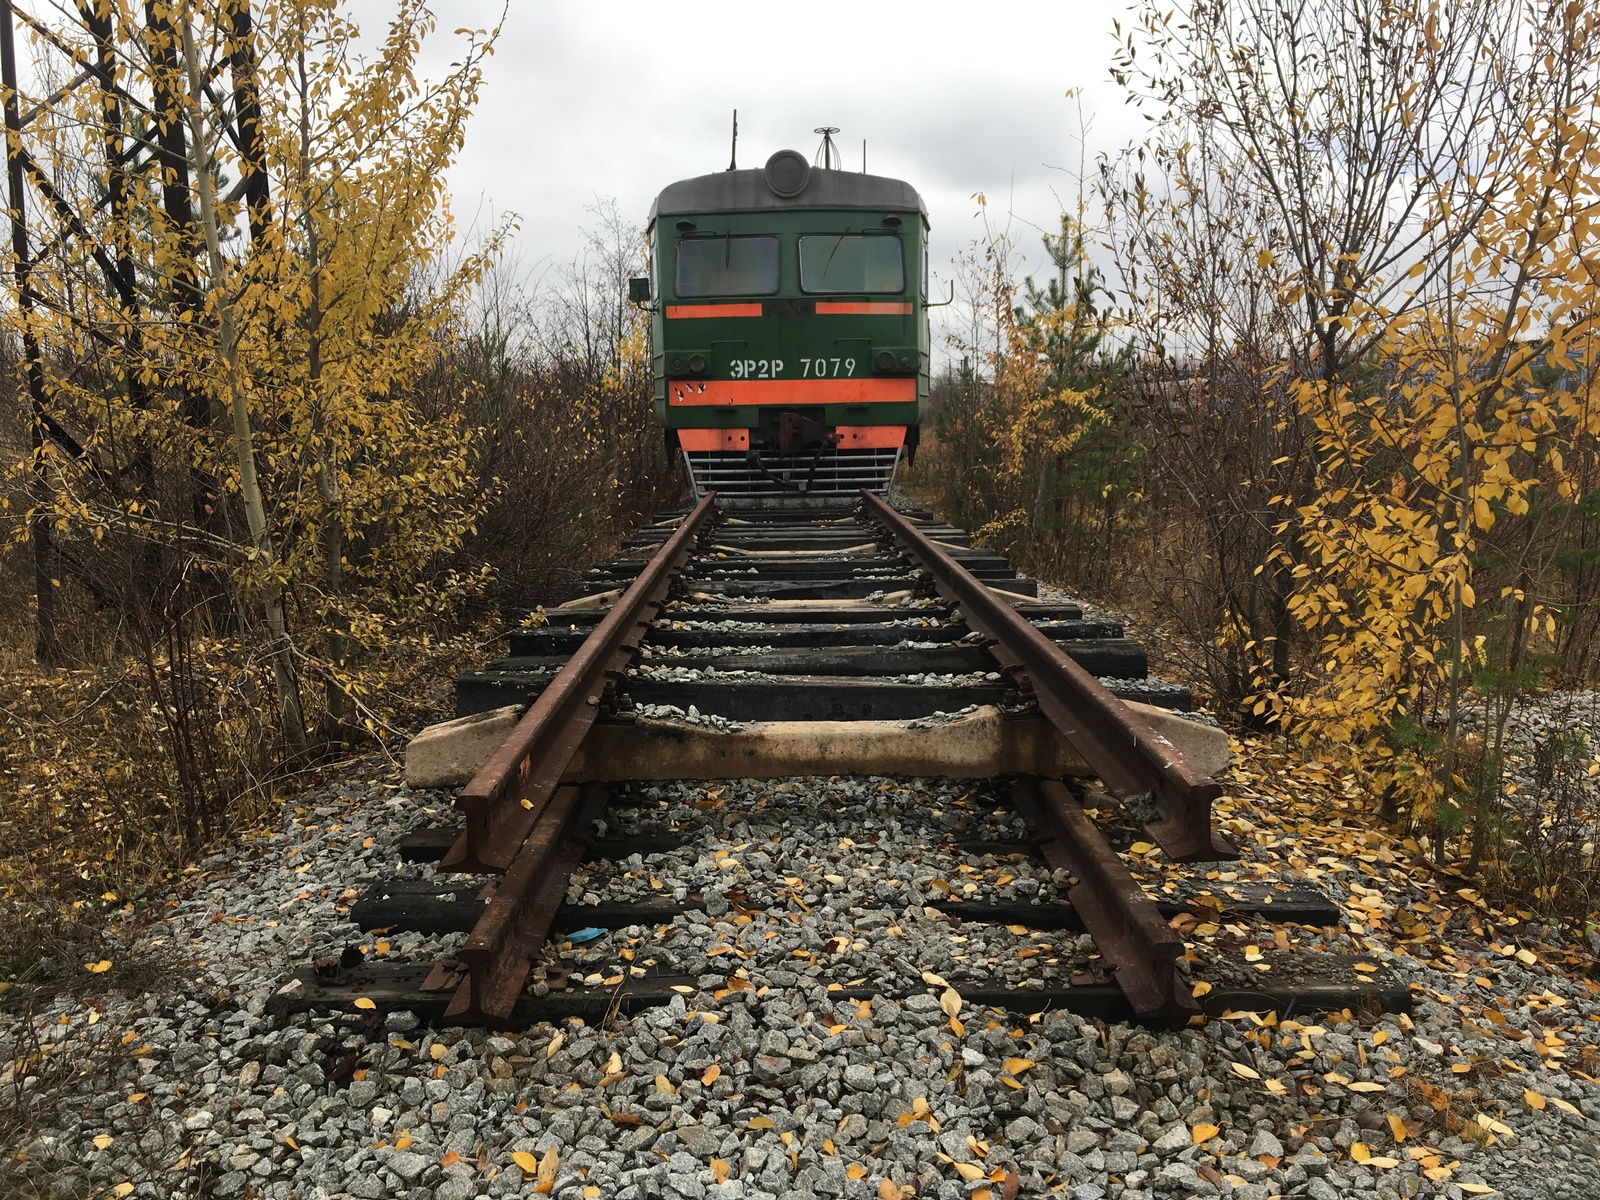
[6, 749, 1600, 1200]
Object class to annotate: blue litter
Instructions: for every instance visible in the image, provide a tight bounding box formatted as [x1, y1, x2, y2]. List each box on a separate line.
[565, 928, 605, 944]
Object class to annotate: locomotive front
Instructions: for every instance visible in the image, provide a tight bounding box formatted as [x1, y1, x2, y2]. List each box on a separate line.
[639, 149, 930, 502]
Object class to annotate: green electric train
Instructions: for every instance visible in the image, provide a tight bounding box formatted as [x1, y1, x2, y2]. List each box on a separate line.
[635, 147, 931, 501]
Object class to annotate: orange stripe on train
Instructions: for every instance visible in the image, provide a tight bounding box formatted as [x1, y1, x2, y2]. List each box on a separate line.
[677, 426, 903, 451]
[665, 303, 763, 318]
[667, 379, 917, 406]
[676, 428, 750, 451]
[833, 425, 907, 449]
[814, 302, 913, 315]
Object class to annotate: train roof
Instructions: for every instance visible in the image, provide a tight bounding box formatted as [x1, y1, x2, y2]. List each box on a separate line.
[650, 162, 927, 224]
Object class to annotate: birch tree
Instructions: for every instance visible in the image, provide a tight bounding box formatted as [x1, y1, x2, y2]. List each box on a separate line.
[0, 0, 503, 811]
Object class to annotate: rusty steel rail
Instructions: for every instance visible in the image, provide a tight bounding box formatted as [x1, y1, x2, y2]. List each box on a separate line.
[443, 492, 718, 873]
[1012, 779, 1197, 1019]
[435, 783, 610, 1023]
[861, 489, 1235, 862]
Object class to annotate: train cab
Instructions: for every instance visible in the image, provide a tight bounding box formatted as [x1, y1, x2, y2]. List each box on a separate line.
[642, 149, 930, 501]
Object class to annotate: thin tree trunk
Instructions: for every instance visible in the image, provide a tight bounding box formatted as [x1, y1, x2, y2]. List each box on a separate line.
[296, 48, 346, 734]
[145, 0, 222, 541]
[0, 0, 61, 663]
[1440, 251, 1468, 868]
[82, 2, 163, 602]
[181, 14, 308, 756]
[225, 0, 271, 246]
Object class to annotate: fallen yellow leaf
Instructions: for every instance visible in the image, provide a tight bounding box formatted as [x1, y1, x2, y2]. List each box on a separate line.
[352, 997, 376, 1011]
[953, 1162, 985, 1181]
[85, 960, 112, 974]
[513, 1151, 540, 1173]
[702, 1064, 721, 1086]
[1524, 1089, 1547, 1111]
[1192, 981, 1213, 998]
[1230, 1062, 1260, 1080]
[847, 1163, 868, 1180]
[430, 1042, 448, 1061]
[535, 1144, 560, 1193]
[1192, 1123, 1221, 1144]
[92, 1134, 114, 1150]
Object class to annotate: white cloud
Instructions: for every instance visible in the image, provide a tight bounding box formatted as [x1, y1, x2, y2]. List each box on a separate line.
[349, 0, 1136, 343]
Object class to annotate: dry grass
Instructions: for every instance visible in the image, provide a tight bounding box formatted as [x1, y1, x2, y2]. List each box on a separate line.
[0, 564, 486, 1007]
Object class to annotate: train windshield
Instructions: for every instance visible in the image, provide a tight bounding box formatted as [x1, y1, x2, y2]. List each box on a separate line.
[798, 234, 904, 294]
[676, 235, 780, 297]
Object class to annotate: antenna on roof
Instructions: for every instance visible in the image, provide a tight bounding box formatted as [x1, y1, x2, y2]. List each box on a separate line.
[728, 109, 738, 171]
[814, 126, 839, 170]
[862, 139, 867, 174]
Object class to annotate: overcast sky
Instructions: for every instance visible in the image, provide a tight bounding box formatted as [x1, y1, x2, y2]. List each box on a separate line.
[358, 1, 1143, 332]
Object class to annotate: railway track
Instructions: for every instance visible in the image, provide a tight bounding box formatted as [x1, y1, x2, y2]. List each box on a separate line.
[271, 495, 1407, 1029]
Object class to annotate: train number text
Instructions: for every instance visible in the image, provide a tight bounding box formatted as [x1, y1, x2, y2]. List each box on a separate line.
[729, 359, 784, 379]
[800, 357, 856, 377]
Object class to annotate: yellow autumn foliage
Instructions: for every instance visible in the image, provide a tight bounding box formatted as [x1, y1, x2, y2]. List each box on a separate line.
[1256, 6, 1600, 846]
